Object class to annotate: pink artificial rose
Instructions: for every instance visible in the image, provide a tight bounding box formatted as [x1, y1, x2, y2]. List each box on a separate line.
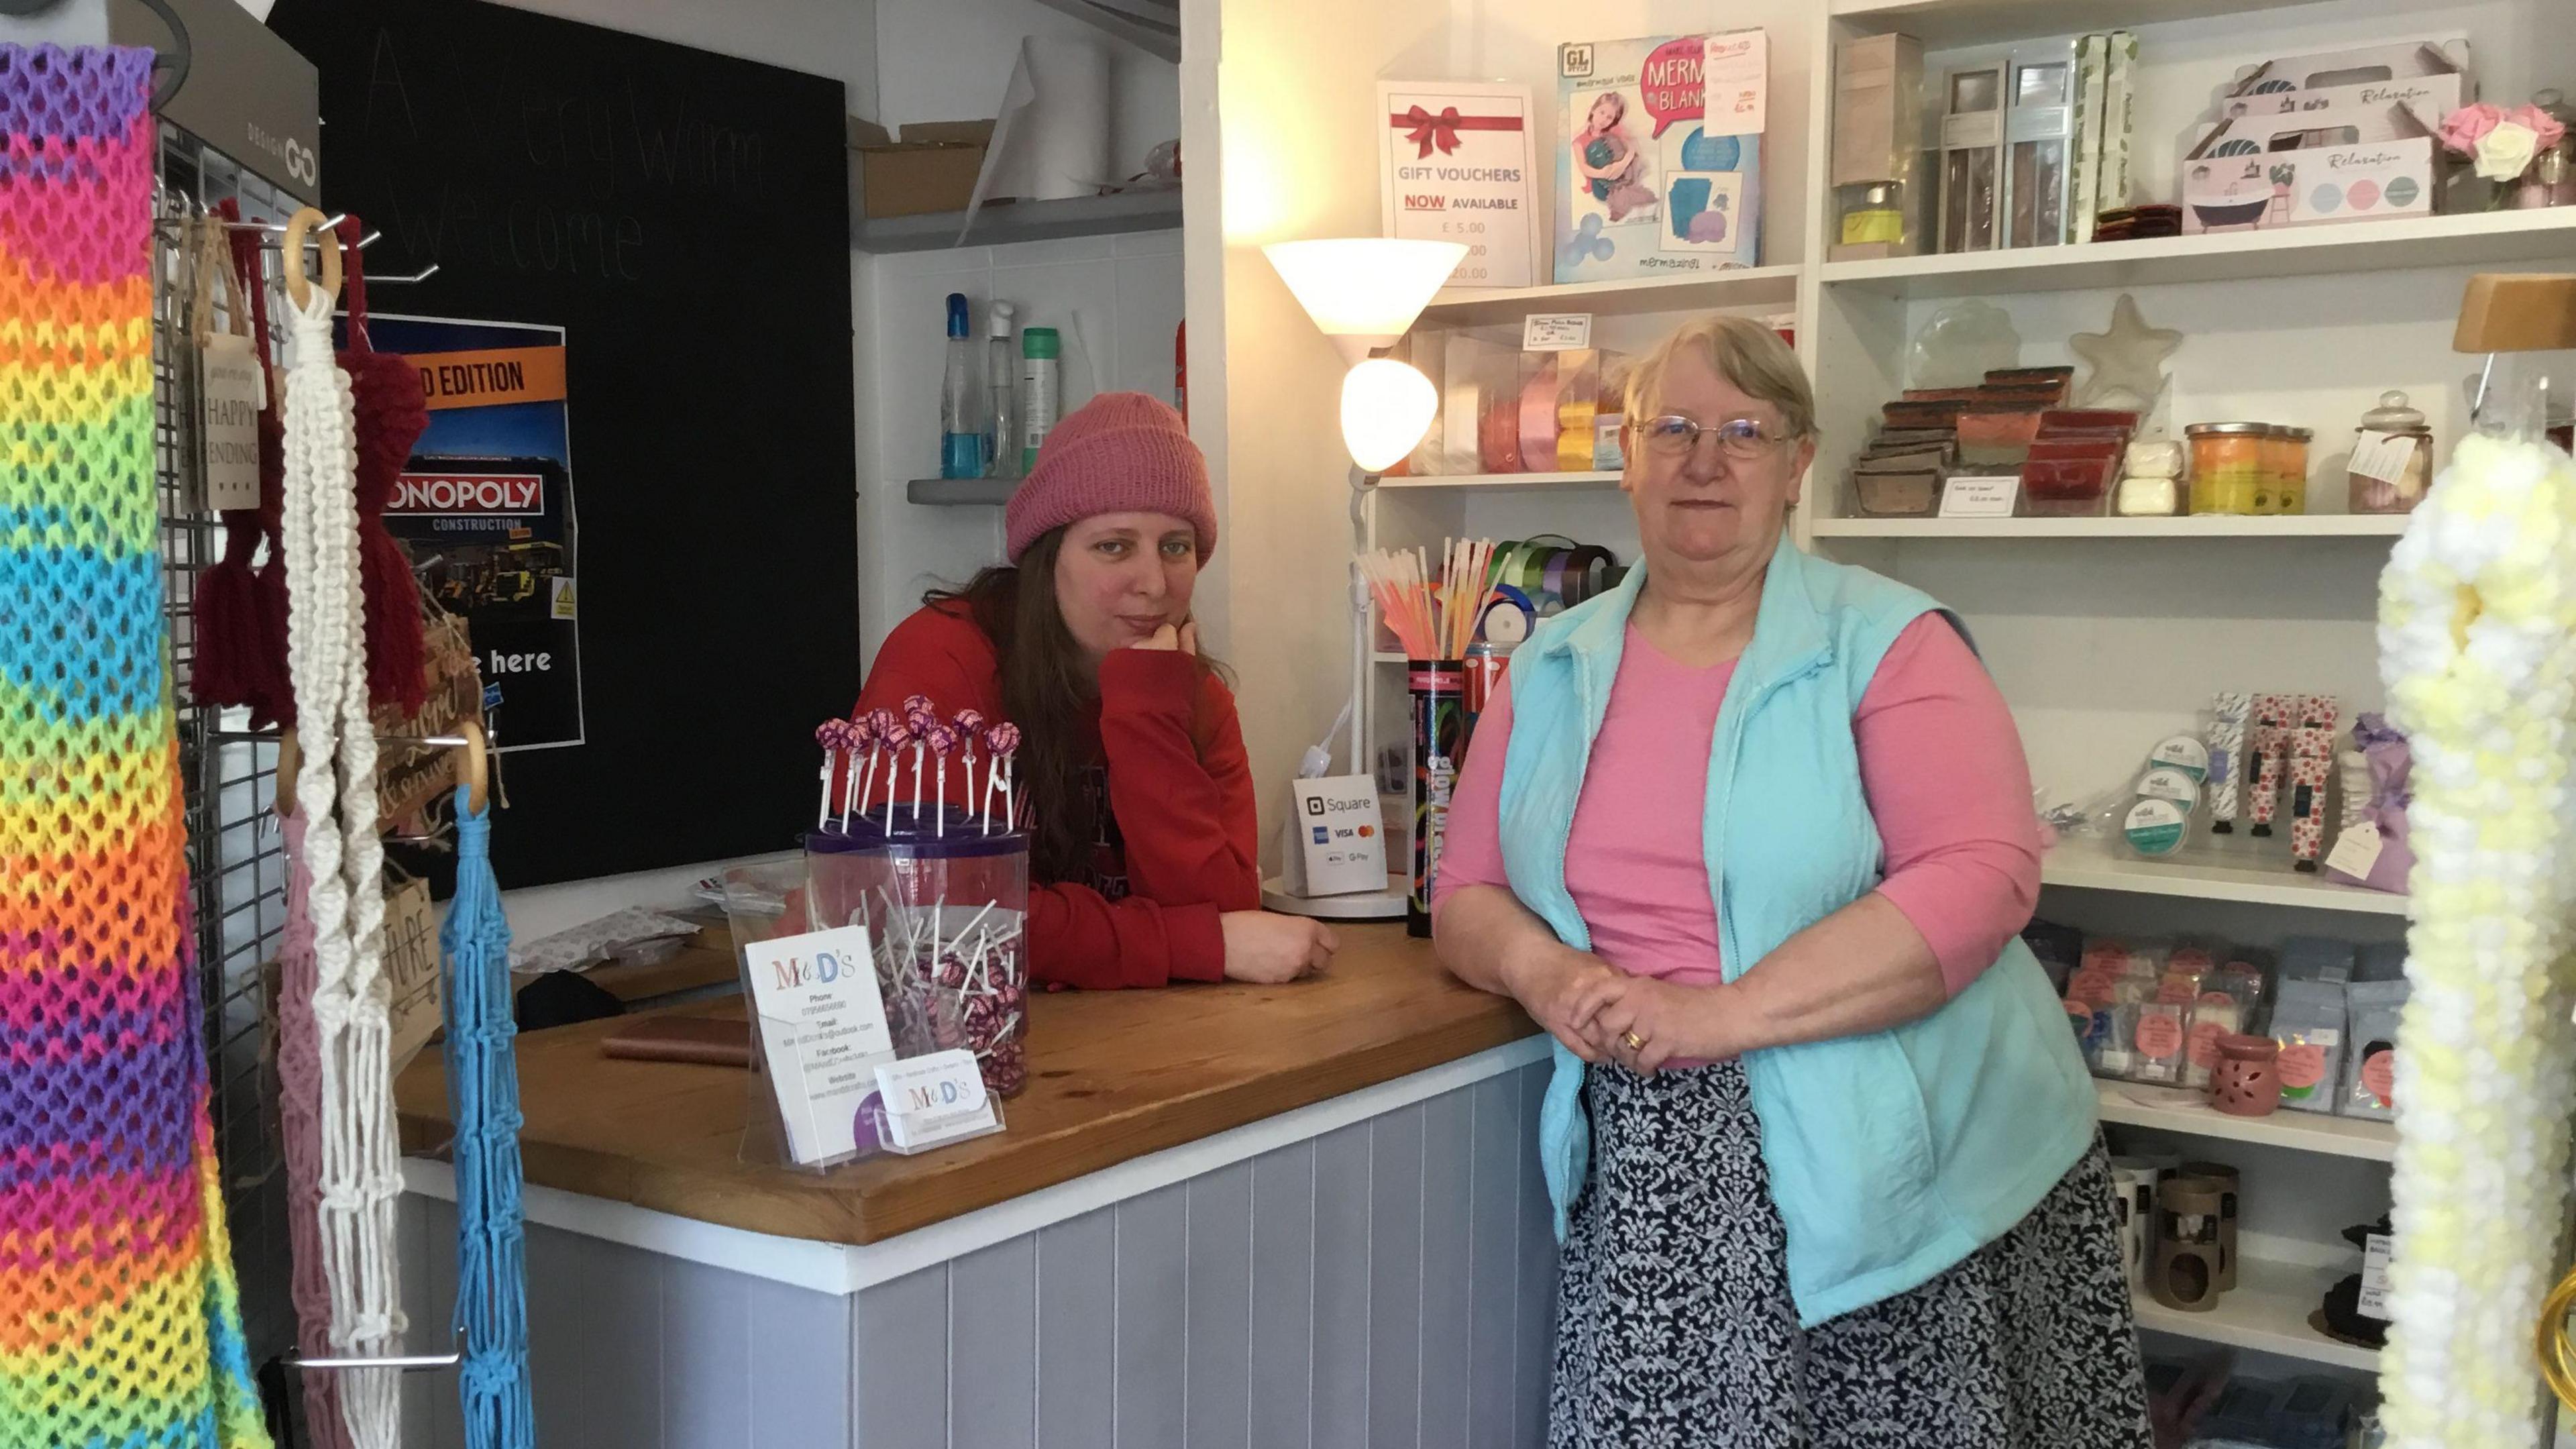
[2511, 103, 2571, 152]
[2439, 102, 2507, 156]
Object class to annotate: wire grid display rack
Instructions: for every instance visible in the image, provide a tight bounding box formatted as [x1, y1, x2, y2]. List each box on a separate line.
[154, 123, 299, 1368]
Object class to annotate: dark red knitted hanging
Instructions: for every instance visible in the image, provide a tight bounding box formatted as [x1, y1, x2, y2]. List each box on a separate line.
[235, 205, 294, 729]
[188, 199, 273, 710]
[336, 215, 431, 712]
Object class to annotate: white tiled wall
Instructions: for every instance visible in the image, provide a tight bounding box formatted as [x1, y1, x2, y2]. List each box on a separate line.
[853, 229, 1186, 665]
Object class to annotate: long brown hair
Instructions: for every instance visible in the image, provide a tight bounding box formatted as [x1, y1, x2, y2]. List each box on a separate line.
[924, 527, 1226, 885]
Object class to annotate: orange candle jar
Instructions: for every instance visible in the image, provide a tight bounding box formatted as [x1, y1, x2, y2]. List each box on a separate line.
[2186, 423, 2267, 515]
[2260, 426, 2312, 515]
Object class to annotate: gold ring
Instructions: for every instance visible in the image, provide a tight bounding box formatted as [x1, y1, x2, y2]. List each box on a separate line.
[1621, 1030, 1646, 1052]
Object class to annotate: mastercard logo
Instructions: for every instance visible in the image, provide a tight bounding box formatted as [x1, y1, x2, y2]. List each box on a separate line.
[1357, 825, 1376, 838]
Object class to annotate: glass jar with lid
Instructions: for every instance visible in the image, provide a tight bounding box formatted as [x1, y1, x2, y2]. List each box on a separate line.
[2349, 390, 2434, 514]
[2262, 426, 2312, 515]
[2186, 423, 2267, 515]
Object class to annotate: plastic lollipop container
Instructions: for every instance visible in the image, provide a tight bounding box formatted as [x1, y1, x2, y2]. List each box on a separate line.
[811, 806, 1030, 1096]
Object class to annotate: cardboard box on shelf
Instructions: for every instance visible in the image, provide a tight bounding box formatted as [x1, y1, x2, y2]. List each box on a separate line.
[2220, 39, 2473, 125]
[849, 117, 996, 219]
[2181, 100, 2446, 235]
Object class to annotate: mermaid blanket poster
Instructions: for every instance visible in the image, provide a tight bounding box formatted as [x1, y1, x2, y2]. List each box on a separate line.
[1554, 30, 1766, 284]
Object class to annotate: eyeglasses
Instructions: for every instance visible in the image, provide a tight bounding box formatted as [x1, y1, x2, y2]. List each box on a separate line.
[1635, 414, 1798, 460]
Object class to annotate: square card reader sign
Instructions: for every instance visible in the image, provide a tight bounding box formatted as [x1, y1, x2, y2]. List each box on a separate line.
[743, 925, 898, 1167]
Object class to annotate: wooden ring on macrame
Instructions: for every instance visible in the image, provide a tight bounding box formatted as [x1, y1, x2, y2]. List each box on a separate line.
[280, 206, 343, 311]
[275, 728, 300, 820]
[460, 719, 490, 816]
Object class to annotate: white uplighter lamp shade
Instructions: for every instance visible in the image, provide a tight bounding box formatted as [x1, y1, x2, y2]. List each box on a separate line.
[1341, 359, 1439, 473]
[1262, 239, 1468, 365]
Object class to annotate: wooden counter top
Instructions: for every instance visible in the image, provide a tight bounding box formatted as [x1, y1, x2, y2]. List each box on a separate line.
[397, 923, 1538, 1246]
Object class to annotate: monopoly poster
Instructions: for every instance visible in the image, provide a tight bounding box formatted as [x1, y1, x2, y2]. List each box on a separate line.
[369, 314, 584, 752]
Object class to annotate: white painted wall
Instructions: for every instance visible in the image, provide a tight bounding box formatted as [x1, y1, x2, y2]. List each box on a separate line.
[875, 0, 1179, 178]
[851, 230, 1188, 665]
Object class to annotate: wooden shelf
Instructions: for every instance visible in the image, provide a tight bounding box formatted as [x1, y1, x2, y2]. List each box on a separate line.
[906, 477, 1018, 506]
[1417, 264, 1802, 327]
[2133, 1256, 2377, 1372]
[1377, 470, 1621, 491]
[853, 191, 1182, 255]
[2095, 1081, 2396, 1163]
[1820, 209, 2576, 301]
[1829, 0, 2357, 50]
[2040, 838, 2409, 917]
[1812, 514, 2410, 539]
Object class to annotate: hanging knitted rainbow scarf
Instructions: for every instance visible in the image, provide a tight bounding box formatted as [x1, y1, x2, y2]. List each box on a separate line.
[0, 45, 271, 1449]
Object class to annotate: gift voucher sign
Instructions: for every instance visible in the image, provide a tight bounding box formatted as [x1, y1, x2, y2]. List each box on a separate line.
[1380, 80, 1540, 290]
[743, 924, 898, 1166]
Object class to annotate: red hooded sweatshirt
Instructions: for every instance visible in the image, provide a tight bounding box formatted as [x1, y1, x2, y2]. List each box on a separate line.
[849, 600, 1260, 988]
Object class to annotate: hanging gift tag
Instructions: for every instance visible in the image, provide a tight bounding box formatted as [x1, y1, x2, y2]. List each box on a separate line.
[2325, 820, 2384, 879]
[873, 1049, 1002, 1152]
[2349, 432, 2417, 485]
[199, 333, 264, 513]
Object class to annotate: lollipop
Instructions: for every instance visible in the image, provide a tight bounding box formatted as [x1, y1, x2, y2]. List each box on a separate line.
[901, 693, 936, 721]
[812, 719, 852, 829]
[926, 724, 960, 837]
[953, 710, 987, 814]
[878, 717, 916, 831]
[841, 716, 877, 824]
[983, 722, 1023, 832]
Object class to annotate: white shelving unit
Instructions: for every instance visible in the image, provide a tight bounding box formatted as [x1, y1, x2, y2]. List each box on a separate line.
[2132, 1257, 2381, 1373]
[1812, 513, 2410, 538]
[2097, 1081, 2396, 1162]
[1417, 264, 1803, 326]
[1348, 0, 2570, 1428]
[1376, 470, 1621, 491]
[1821, 207, 2576, 299]
[852, 191, 1183, 254]
[2039, 838, 2411, 917]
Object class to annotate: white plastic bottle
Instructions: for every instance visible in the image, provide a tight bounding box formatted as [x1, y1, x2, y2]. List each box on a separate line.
[985, 302, 1020, 479]
[1020, 326, 1061, 474]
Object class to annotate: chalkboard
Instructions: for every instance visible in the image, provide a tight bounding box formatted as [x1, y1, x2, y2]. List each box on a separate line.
[268, 0, 858, 890]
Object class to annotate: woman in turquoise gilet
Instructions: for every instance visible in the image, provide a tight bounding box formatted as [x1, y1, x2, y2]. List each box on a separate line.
[1433, 316, 2151, 1448]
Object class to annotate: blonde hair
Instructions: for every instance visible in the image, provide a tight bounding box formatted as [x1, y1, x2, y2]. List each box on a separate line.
[1623, 314, 1814, 441]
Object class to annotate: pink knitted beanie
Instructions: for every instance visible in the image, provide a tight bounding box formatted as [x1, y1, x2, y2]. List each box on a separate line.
[1006, 391, 1218, 564]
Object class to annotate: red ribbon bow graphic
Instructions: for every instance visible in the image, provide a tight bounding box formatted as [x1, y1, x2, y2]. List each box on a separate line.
[1391, 106, 1527, 160]
[1402, 105, 1463, 158]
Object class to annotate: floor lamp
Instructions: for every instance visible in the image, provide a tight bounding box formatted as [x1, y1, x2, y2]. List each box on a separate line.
[1257, 237, 1464, 918]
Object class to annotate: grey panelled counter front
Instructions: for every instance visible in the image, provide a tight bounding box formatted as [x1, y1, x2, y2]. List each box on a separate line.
[393, 924, 1560, 1448]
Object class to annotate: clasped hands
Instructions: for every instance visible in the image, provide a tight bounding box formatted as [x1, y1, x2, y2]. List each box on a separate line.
[1502, 942, 1729, 1075]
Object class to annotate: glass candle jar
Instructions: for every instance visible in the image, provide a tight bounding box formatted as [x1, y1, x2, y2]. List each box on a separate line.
[2265, 426, 2312, 514]
[2186, 423, 2267, 515]
[2349, 390, 2434, 515]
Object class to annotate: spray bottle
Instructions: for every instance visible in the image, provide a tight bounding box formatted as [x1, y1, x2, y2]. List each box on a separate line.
[985, 301, 1020, 480]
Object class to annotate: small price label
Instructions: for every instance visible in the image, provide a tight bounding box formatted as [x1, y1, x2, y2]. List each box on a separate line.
[1521, 313, 1594, 351]
[2325, 820, 2384, 880]
[1939, 475, 2019, 518]
[2358, 1232, 2392, 1320]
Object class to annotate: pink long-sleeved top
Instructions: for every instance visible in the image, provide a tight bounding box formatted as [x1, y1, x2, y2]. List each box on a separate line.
[1434, 614, 2040, 1005]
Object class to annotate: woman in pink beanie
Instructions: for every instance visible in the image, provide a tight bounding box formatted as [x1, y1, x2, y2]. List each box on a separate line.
[849, 392, 1338, 989]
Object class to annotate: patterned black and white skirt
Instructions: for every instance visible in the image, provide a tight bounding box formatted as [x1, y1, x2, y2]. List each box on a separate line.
[1550, 1058, 2153, 1449]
